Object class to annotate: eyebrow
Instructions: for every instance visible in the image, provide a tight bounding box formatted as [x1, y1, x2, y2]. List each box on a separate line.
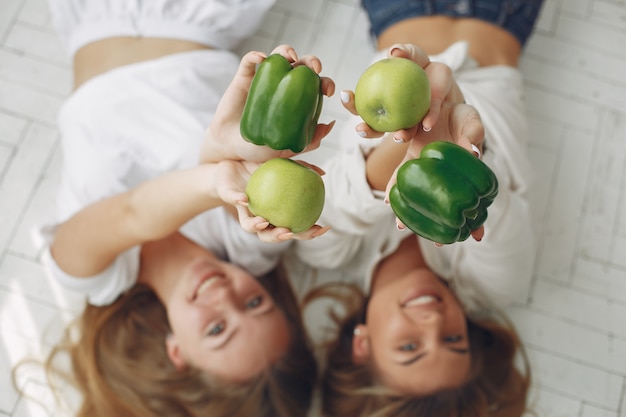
[399, 347, 470, 366]
[210, 304, 277, 350]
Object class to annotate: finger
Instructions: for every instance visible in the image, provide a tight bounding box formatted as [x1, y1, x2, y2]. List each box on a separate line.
[220, 189, 249, 207]
[259, 224, 329, 242]
[421, 62, 453, 132]
[471, 226, 485, 242]
[321, 76, 335, 97]
[291, 159, 326, 176]
[215, 50, 267, 116]
[471, 144, 482, 159]
[270, 44, 298, 62]
[236, 205, 271, 234]
[390, 126, 420, 143]
[257, 227, 294, 242]
[450, 103, 485, 155]
[339, 89, 385, 139]
[355, 122, 385, 139]
[340, 90, 358, 115]
[305, 120, 336, 154]
[235, 50, 267, 82]
[295, 54, 323, 74]
[387, 43, 430, 69]
[292, 225, 331, 240]
[384, 163, 403, 204]
[420, 97, 441, 134]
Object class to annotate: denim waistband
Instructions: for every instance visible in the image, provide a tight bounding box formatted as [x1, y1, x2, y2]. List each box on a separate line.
[361, 0, 544, 47]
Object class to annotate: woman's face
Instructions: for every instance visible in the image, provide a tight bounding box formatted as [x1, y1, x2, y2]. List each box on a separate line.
[354, 267, 471, 395]
[140, 235, 290, 382]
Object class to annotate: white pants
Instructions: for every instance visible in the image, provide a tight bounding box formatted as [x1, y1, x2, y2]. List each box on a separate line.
[47, 0, 275, 57]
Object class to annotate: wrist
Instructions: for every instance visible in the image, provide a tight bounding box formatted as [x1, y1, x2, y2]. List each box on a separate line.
[199, 129, 234, 163]
[194, 163, 225, 207]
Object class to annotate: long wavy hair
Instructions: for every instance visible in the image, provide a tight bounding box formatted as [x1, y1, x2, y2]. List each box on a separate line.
[305, 283, 531, 417]
[28, 264, 317, 417]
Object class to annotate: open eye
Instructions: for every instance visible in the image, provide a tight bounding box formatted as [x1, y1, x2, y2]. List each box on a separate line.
[399, 342, 417, 352]
[245, 295, 263, 309]
[444, 335, 463, 343]
[207, 321, 225, 336]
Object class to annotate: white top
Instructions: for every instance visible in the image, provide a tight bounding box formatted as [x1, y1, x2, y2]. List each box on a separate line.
[47, 0, 276, 57]
[38, 49, 288, 306]
[293, 42, 535, 312]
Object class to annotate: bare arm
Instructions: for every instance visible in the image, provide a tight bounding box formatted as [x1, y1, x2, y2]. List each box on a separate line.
[51, 163, 229, 277]
[52, 157, 327, 278]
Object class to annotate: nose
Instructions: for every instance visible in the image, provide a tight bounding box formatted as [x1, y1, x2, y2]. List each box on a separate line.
[416, 310, 444, 330]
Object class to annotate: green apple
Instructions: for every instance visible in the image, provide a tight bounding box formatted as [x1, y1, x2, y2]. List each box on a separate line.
[354, 57, 431, 132]
[245, 158, 325, 233]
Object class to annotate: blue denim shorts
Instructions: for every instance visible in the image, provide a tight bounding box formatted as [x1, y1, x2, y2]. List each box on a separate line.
[361, 0, 545, 47]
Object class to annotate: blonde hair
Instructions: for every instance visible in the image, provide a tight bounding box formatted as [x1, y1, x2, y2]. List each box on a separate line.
[28, 266, 317, 417]
[307, 283, 531, 417]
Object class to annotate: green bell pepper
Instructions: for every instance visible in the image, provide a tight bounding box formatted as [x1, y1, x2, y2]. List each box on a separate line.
[240, 54, 323, 153]
[389, 141, 498, 244]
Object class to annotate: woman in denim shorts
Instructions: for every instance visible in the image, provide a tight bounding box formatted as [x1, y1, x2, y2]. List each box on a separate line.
[319, 1, 545, 417]
[365, 0, 543, 65]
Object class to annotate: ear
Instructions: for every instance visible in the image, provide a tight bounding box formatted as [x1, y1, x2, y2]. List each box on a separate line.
[165, 334, 187, 370]
[351, 324, 371, 365]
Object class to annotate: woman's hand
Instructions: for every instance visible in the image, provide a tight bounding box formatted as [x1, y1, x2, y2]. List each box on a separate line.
[344, 43, 484, 154]
[343, 43, 486, 243]
[200, 44, 336, 164]
[213, 160, 330, 242]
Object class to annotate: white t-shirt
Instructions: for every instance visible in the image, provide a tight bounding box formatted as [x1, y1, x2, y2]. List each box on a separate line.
[38, 50, 288, 306]
[292, 42, 535, 312]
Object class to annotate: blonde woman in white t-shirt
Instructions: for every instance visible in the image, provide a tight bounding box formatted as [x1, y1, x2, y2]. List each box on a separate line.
[31, 2, 337, 417]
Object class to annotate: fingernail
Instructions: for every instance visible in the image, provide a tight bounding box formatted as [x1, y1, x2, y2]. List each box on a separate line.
[256, 221, 270, 230]
[313, 226, 330, 237]
[423, 125, 431, 132]
[393, 136, 404, 143]
[357, 130, 367, 138]
[396, 223, 405, 231]
[389, 44, 402, 56]
[340, 90, 349, 103]
[279, 232, 294, 241]
[471, 144, 481, 158]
